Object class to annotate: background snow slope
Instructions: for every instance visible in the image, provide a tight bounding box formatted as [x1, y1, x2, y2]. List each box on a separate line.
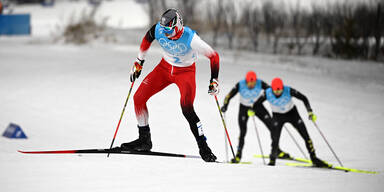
[0, 36, 383, 192]
[11, 0, 149, 36]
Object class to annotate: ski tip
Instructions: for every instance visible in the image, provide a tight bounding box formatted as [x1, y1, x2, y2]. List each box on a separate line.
[215, 160, 230, 164]
[18, 150, 39, 154]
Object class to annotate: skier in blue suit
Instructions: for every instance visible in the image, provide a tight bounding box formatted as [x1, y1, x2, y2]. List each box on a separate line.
[221, 71, 291, 163]
[253, 77, 329, 167]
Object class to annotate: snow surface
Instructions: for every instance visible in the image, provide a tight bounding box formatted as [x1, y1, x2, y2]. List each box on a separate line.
[0, 35, 383, 191]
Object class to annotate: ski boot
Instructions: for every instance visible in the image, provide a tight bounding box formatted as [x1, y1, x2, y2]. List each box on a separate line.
[120, 125, 152, 151]
[231, 151, 242, 163]
[278, 150, 292, 159]
[310, 155, 330, 168]
[197, 138, 217, 162]
[268, 150, 278, 166]
[268, 158, 276, 166]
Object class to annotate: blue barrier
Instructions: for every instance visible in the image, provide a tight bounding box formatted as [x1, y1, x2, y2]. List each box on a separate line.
[2, 123, 28, 139]
[42, 0, 55, 7]
[0, 14, 31, 35]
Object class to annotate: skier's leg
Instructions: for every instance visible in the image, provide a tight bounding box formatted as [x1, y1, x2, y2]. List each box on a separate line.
[133, 63, 171, 127]
[268, 114, 284, 166]
[288, 107, 315, 157]
[253, 103, 273, 133]
[174, 64, 216, 162]
[121, 61, 171, 151]
[235, 104, 249, 161]
[254, 103, 290, 158]
[289, 107, 328, 167]
[174, 69, 200, 139]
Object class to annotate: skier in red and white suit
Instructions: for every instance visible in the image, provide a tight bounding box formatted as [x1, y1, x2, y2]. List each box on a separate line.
[120, 9, 219, 162]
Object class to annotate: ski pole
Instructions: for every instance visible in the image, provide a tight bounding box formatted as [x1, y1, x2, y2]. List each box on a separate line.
[251, 116, 266, 165]
[107, 81, 135, 157]
[223, 113, 229, 163]
[312, 121, 344, 167]
[214, 95, 236, 160]
[283, 126, 308, 159]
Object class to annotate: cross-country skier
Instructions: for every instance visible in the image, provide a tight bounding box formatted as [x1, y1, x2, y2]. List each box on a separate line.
[221, 71, 291, 163]
[253, 77, 329, 167]
[120, 9, 219, 162]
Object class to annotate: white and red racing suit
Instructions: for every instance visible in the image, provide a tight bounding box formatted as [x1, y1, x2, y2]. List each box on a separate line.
[133, 23, 219, 141]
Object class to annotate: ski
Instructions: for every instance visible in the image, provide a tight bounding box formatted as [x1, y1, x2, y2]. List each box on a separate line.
[226, 161, 253, 164]
[18, 147, 201, 159]
[254, 154, 311, 163]
[285, 162, 378, 174]
[215, 161, 252, 164]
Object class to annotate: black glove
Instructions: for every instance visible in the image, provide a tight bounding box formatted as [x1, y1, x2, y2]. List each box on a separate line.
[130, 58, 144, 82]
[221, 104, 228, 113]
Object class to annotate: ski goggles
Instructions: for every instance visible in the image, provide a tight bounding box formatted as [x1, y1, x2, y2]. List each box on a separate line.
[160, 22, 176, 33]
[273, 89, 283, 95]
[246, 81, 256, 87]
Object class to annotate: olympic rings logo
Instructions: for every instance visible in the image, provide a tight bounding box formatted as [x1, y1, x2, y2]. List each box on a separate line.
[267, 91, 290, 107]
[273, 97, 290, 107]
[241, 90, 260, 100]
[158, 38, 188, 56]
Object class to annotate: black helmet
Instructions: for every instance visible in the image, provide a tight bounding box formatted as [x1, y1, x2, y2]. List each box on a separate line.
[160, 9, 183, 34]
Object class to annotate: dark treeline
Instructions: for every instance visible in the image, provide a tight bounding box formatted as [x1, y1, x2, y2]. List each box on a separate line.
[145, 0, 383, 62]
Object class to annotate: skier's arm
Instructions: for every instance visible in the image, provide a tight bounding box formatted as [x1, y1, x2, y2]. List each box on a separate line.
[130, 24, 156, 82]
[290, 88, 313, 113]
[137, 24, 156, 60]
[224, 83, 239, 105]
[221, 83, 239, 112]
[253, 93, 267, 109]
[261, 80, 270, 90]
[249, 93, 267, 116]
[191, 34, 219, 81]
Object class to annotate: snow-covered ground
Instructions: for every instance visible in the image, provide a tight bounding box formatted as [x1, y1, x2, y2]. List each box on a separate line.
[0, 35, 383, 191]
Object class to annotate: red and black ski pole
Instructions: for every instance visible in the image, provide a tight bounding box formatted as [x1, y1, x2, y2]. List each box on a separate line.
[214, 95, 236, 160]
[107, 81, 135, 157]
